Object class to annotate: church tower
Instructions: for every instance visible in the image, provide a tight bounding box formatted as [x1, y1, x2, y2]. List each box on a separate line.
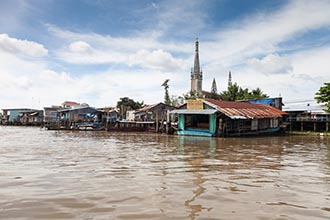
[190, 38, 203, 95]
[228, 71, 232, 88]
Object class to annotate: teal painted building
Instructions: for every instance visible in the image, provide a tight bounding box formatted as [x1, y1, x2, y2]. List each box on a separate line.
[172, 109, 218, 137]
[170, 99, 287, 137]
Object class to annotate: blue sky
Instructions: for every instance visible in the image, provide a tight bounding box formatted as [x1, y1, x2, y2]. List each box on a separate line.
[0, 0, 329, 108]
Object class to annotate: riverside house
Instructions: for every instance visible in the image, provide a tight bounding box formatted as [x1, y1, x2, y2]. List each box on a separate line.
[1, 108, 43, 125]
[134, 102, 176, 121]
[170, 98, 287, 137]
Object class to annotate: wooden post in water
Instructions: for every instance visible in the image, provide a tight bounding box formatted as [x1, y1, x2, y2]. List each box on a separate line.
[300, 122, 304, 132]
[326, 122, 329, 132]
[166, 110, 170, 134]
[106, 111, 109, 131]
[156, 111, 159, 132]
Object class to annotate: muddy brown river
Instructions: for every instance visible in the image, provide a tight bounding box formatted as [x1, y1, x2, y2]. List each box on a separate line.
[0, 126, 329, 220]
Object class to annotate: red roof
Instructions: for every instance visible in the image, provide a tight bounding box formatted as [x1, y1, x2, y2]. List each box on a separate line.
[204, 98, 287, 119]
[63, 101, 80, 106]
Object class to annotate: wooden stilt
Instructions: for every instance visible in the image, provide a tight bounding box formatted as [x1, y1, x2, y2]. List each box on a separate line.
[156, 111, 159, 132]
[314, 122, 317, 132]
[166, 110, 170, 134]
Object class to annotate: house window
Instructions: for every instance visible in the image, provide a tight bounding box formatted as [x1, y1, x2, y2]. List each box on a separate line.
[184, 114, 209, 129]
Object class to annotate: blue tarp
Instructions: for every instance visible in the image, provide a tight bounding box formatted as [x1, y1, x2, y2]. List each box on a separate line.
[246, 98, 274, 106]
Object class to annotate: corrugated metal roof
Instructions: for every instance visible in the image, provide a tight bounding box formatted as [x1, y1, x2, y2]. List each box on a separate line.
[57, 106, 100, 113]
[205, 98, 287, 119]
[283, 100, 327, 113]
[134, 103, 160, 114]
[170, 109, 218, 115]
[135, 102, 175, 114]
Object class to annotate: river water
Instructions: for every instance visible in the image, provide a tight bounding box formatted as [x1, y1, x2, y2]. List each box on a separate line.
[0, 126, 329, 220]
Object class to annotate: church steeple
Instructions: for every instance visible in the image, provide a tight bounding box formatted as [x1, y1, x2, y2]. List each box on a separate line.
[191, 38, 203, 95]
[211, 78, 218, 94]
[194, 38, 200, 74]
[228, 71, 232, 88]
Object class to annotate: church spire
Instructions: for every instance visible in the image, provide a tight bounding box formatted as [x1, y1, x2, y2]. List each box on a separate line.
[191, 38, 203, 95]
[228, 71, 232, 88]
[211, 78, 218, 94]
[194, 37, 200, 75]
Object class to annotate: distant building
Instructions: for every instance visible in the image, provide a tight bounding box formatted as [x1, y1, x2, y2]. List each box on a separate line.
[126, 110, 136, 121]
[283, 100, 330, 131]
[134, 103, 176, 121]
[1, 108, 43, 125]
[56, 106, 102, 129]
[62, 101, 83, 109]
[44, 106, 62, 123]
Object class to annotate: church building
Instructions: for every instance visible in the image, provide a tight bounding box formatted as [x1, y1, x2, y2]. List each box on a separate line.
[190, 38, 203, 96]
[190, 38, 222, 100]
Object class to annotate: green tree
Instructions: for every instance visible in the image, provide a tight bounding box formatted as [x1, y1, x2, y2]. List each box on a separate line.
[220, 82, 240, 101]
[116, 97, 144, 119]
[221, 83, 268, 101]
[315, 82, 330, 112]
[161, 79, 171, 105]
[170, 95, 184, 107]
[245, 87, 269, 100]
[183, 91, 200, 100]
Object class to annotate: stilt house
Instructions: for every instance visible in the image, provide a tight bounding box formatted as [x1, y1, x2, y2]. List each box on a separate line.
[170, 98, 287, 137]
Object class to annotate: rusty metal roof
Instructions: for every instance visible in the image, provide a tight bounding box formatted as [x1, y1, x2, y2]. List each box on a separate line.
[170, 109, 218, 115]
[204, 98, 287, 119]
[135, 103, 176, 114]
[135, 103, 160, 114]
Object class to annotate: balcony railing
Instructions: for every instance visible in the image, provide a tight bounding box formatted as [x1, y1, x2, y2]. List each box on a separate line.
[287, 116, 330, 122]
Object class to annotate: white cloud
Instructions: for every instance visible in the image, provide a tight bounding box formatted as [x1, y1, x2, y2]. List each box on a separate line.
[68, 41, 92, 53]
[204, 0, 330, 68]
[128, 49, 187, 72]
[0, 34, 48, 57]
[231, 46, 330, 102]
[0, 44, 187, 108]
[52, 32, 189, 72]
[2, 0, 330, 109]
[47, 24, 191, 55]
[40, 70, 73, 83]
[248, 54, 293, 74]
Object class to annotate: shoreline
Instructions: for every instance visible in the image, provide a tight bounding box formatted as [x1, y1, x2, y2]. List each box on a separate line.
[288, 131, 330, 136]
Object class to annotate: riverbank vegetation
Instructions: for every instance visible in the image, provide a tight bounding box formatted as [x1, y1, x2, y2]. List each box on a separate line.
[315, 82, 330, 113]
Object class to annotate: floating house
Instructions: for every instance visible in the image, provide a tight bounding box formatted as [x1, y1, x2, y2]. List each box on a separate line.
[44, 106, 63, 123]
[57, 106, 103, 129]
[98, 108, 119, 124]
[1, 108, 43, 125]
[170, 98, 287, 137]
